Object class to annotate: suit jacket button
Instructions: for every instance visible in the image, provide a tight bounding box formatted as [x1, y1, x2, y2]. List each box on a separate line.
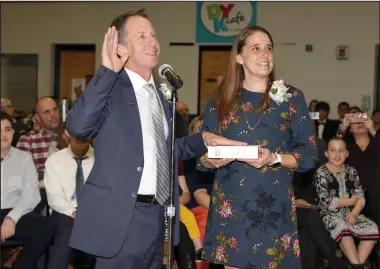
[132, 193, 136, 198]
[137, 167, 142, 172]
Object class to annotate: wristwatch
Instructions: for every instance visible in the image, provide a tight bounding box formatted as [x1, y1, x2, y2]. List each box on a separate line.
[269, 152, 282, 166]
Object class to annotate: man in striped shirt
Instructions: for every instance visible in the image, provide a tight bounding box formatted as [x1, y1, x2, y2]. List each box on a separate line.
[16, 97, 60, 180]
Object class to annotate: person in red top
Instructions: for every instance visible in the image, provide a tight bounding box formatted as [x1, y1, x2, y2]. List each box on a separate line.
[16, 97, 60, 180]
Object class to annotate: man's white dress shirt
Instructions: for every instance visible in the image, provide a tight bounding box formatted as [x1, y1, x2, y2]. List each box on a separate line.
[44, 146, 94, 217]
[125, 68, 168, 195]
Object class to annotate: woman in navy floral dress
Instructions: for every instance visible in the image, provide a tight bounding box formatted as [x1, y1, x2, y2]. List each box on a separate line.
[198, 26, 317, 269]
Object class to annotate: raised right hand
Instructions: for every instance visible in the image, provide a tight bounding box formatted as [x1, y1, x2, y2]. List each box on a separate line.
[102, 26, 129, 73]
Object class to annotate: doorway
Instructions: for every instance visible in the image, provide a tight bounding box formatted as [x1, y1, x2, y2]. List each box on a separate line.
[54, 44, 96, 100]
[198, 46, 232, 114]
[375, 44, 380, 110]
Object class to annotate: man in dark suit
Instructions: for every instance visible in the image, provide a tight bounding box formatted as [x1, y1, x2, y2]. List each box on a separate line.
[314, 101, 340, 143]
[66, 9, 245, 269]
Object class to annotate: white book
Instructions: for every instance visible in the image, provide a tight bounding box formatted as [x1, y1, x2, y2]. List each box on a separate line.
[208, 146, 259, 159]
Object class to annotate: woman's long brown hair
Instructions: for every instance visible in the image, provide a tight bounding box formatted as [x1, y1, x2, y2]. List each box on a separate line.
[212, 26, 275, 133]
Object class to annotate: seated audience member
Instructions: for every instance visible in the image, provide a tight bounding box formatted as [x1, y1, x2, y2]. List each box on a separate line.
[345, 114, 379, 220]
[309, 99, 319, 112]
[314, 101, 340, 143]
[44, 132, 94, 269]
[172, 160, 199, 269]
[178, 161, 203, 260]
[17, 97, 60, 180]
[175, 111, 189, 138]
[183, 116, 214, 243]
[183, 115, 222, 269]
[176, 101, 190, 122]
[1, 98, 28, 147]
[175, 101, 190, 138]
[173, 222, 197, 269]
[337, 107, 376, 139]
[293, 133, 348, 269]
[337, 101, 350, 122]
[314, 137, 379, 268]
[1, 111, 52, 269]
[345, 113, 380, 268]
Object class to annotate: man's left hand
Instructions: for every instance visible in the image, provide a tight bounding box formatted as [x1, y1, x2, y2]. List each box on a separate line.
[202, 132, 247, 147]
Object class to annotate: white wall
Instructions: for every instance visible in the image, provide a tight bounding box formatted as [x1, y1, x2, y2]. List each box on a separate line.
[1, 2, 379, 118]
[1, 55, 38, 112]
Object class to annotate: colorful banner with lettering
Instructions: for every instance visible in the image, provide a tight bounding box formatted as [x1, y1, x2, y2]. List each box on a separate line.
[196, 2, 257, 43]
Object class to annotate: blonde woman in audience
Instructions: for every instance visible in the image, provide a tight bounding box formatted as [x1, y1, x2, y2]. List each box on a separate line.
[314, 137, 379, 269]
[188, 115, 203, 135]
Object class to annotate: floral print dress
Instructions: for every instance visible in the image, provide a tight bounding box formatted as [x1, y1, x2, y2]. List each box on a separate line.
[199, 87, 316, 269]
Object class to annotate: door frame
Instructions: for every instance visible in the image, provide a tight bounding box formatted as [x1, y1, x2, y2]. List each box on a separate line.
[53, 44, 96, 99]
[375, 44, 380, 110]
[197, 45, 232, 114]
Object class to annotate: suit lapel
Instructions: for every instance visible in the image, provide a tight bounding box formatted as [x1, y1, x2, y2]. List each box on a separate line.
[119, 70, 143, 144]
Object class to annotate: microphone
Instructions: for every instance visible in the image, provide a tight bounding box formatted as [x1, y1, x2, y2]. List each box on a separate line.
[158, 64, 183, 89]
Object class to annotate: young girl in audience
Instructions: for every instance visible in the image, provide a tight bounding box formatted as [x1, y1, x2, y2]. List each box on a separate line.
[314, 137, 379, 268]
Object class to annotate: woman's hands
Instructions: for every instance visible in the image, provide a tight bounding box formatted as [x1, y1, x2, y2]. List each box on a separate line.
[238, 147, 276, 168]
[201, 147, 279, 169]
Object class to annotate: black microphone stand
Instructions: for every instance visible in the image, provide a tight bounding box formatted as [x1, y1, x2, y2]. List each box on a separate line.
[166, 83, 182, 269]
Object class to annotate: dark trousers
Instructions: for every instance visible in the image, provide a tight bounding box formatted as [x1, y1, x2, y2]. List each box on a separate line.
[297, 208, 349, 269]
[174, 221, 196, 269]
[0, 209, 53, 269]
[95, 202, 165, 269]
[47, 211, 74, 269]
